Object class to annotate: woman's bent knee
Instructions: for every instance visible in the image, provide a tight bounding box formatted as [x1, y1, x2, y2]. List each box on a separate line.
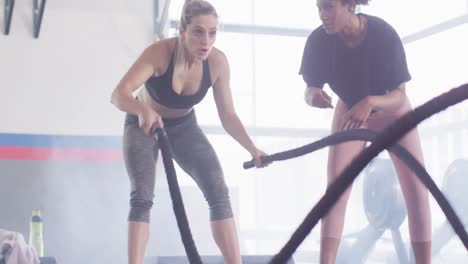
[209, 200, 234, 221]
[128, 199, 153, 223]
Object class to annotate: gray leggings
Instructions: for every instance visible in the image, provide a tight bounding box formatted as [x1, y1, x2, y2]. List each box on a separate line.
[123, 110, 233, 223]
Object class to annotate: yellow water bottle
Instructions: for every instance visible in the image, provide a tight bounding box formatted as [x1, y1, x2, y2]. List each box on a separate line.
[29, 210, 44, 257]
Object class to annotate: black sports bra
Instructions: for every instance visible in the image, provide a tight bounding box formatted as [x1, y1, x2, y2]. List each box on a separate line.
[145, 46, 212, 109]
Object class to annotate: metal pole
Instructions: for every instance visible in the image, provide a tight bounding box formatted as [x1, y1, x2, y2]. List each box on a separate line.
[33, 0, 46, 38]
[154, 0, 171, 40]
[4, 0, 15, 35]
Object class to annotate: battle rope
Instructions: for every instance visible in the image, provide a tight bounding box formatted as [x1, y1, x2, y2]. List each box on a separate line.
[155, 128, 202, 264]
[244, 129, 467, 252]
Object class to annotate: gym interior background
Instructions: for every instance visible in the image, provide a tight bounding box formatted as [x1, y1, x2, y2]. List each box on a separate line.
[1, 0, 467, 263]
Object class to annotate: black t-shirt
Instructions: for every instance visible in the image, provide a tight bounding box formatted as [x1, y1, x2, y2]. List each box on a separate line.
[299, 14, 411, 108]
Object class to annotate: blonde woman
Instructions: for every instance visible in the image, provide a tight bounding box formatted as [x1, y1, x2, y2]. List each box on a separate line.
[111, 1, 267, 263]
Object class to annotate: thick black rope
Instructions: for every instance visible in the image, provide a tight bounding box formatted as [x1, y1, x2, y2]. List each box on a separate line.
[245, 128, 468, 252]
[245, 128, 468, 262]
[266, 83, 468, 263]
[155, 128, 202, 264]
[243, 129, 384, 169]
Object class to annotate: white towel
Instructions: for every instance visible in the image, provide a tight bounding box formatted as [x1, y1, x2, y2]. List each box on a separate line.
[0, 229, 40, 264]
